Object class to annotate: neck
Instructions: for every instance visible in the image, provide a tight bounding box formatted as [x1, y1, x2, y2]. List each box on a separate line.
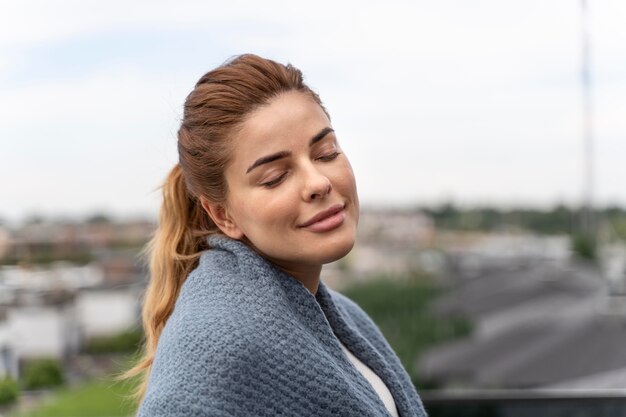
[265, 258, 322, 295]
[243, 239, 322, 295]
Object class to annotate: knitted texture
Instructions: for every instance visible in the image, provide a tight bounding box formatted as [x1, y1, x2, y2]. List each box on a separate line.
[138, 235, 427, 417]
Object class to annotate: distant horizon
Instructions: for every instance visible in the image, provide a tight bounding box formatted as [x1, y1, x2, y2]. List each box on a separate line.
[2, 200, 625, 227]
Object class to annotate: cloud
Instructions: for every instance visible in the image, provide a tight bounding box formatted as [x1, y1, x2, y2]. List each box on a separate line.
[1, 0, 625, 220]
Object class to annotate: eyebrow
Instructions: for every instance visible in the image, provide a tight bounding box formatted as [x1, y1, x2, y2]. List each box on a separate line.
[309, 127, 334, 146]
[245, 127, 335, 174]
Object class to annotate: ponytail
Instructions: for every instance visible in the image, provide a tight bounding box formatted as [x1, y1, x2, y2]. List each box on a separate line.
[121, 164, 214, 402]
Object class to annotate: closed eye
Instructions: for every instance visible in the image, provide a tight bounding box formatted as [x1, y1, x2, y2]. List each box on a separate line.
[261, 172, 288, 188]
[316, 152, 341, 162]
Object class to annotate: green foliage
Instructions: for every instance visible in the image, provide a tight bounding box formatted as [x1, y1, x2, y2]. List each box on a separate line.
[423, 203, 580, 234]
[9, 376, 139, 417]
[85, 214, 112, 224]
[606, 207, 626, 240]
[0, 250, 94, 266]
[572, 233, 596, 260]
[0, 376, 19, 405]
[341, 273, 471, 389]
[422, 203, 626, 236]
[84, 329, 143, 355]
[22, 359, 64, 390]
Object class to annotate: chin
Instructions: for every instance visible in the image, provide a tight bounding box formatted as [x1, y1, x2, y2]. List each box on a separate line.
[313, 231, 356, 265]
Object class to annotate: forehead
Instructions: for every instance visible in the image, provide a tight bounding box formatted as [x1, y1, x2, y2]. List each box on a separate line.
[229, 91, 331, 164]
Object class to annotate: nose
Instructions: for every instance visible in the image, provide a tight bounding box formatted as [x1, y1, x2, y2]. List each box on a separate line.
[301, 165, 332, 202]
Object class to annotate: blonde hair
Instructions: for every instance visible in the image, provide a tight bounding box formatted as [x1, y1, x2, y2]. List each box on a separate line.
[122, 54, 326, 402]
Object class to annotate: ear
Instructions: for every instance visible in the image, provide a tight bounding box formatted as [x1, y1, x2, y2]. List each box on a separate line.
[200, 196, 244, 240]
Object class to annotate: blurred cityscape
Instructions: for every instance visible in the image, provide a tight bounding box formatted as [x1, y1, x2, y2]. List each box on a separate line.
[1, 205, 626, 415]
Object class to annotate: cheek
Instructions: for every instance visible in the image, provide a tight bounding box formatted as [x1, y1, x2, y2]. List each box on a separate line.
[234, 189, 297, 232]
[334, 160, 358, 196]
[334, 161, 360, 223]
[228, 194, 258, 230]
[263, 193, 299, 226]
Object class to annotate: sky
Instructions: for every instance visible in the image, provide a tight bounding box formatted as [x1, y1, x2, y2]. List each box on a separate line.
[1, 0, 625, 222]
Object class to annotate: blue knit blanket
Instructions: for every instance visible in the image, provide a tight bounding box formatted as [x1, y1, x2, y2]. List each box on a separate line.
[138, 235, 427, 416]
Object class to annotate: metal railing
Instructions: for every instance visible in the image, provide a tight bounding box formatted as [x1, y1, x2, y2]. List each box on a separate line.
[420, 389, 626, 417]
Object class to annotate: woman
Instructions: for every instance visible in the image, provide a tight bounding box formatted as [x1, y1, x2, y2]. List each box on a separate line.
[127, 54, 427, 417]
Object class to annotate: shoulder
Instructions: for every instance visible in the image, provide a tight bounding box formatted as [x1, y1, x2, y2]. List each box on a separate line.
[140, 325, 263, 417]
[150, 242, 304, 363]
[140, 240, 312, 416]
[162, 262, 281, 355]
[141, 281, 279, 416]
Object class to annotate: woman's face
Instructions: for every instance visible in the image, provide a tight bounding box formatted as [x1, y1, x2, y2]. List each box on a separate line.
[215, 90, 359, 275]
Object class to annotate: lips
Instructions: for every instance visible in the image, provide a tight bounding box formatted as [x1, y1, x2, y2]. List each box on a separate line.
[299, 204, 344, 227]
[298, 204, 346, 233]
